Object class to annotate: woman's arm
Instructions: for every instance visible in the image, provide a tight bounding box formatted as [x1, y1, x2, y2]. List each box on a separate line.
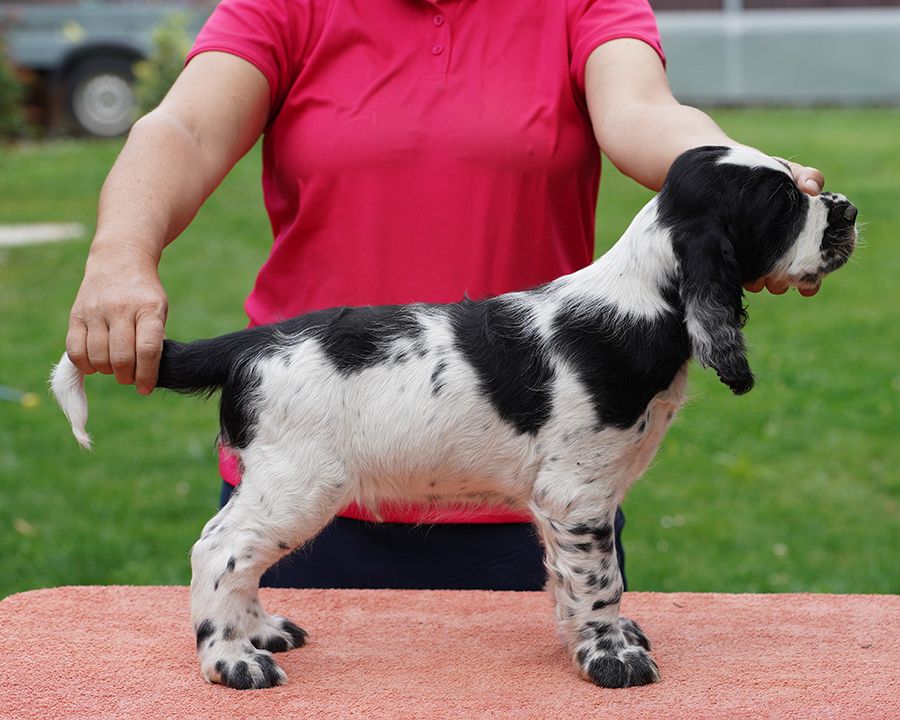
[67, 52, 270, 394]
[584, 38, 825, 295]
[584, 39, 825, 194]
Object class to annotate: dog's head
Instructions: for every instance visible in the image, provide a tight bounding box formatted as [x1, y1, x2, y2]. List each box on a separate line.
[658, 145, 857, 395]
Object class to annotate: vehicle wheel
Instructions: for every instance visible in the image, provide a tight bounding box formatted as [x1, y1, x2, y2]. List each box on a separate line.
[66, 57, 137, 137]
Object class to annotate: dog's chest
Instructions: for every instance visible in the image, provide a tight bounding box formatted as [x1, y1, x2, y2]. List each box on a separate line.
[617, 366, 688, 487]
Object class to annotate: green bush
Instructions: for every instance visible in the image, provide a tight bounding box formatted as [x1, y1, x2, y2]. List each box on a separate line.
[133, 12, 192, 117]
[0, 34, 27, 139]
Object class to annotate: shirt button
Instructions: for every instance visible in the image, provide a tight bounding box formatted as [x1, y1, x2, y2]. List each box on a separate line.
[432, 44, 443, 55]
[433, 15, 444, 26]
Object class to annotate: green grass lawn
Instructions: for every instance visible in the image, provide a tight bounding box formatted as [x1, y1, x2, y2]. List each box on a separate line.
[1, 109, 898, 599]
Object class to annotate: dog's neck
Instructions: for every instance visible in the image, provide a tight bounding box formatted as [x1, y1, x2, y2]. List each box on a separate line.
[551, 198, 678, 319]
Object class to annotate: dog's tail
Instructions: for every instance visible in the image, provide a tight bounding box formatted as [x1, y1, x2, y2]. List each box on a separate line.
[50, 353, 93, 449]
[51, 333, 256, 449]
[156, 337, 240, 395]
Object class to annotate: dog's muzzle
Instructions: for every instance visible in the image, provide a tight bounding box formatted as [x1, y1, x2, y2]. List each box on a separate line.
[820, 196, 858, 275]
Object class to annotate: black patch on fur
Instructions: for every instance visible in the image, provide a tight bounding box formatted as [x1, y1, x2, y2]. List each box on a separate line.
[621, 620, 651, 651]
[430, 360, 448, 396]
[229, 660, 254, 690]
[550, 297, 690, 429]
[447, 297, 554, 435]
[255, 652, 283, 687]
[594, 634, 624, 654]
[223, 625, 237, 641]
[226, 556, 236, 572]
[260, 635, 288, 653]
[592, 524, 615, 554]
[587, 621, 613, 640]
[570, 522, 612, 541]
[624, 650, 658, 685]
[281, 620, 309, 648]
[215, 660, 228, 683]
[587, 656, 629, 688]
[591, 587, 622, 611]
[196, 619, 215, 648]
[244, 622, 306, 655]
[302, 305, 423, 375]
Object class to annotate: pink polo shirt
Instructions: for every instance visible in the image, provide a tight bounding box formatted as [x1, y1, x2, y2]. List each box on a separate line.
[188, 0, 664, 523]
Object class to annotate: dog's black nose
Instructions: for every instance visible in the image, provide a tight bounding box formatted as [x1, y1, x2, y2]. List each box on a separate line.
[829, 201, 857, 228]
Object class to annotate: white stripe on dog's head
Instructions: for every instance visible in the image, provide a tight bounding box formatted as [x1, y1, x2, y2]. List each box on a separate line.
[716, 146, 791, 176]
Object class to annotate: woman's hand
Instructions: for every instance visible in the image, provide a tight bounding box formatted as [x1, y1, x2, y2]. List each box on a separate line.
[63, 51, 270, 395]
[66, 244, 168, 395]
[744, 160, 826, 297]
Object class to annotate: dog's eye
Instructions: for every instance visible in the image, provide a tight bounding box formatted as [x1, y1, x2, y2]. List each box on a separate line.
[773, 179, 802, 212]
[785, 184, 802, 209]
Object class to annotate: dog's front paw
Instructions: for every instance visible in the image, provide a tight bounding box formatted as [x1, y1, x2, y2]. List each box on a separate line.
[575, 618, 659, 688]
[202, 641, 287, 690]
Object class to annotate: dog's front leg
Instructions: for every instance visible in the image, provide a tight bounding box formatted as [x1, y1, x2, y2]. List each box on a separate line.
[531, 484, 659, 688]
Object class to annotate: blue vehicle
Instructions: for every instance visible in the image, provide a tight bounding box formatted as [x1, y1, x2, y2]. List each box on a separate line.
[1, 1, 213, 136]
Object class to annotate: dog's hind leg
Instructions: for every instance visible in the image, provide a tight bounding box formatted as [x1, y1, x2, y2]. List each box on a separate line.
[530, 479, 659, 689]
[190, 443, 350, 690]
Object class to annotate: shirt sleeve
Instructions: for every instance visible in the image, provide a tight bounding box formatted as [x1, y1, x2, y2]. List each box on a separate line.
[568, 0, 666, 96]
[186, 0, 317, 114]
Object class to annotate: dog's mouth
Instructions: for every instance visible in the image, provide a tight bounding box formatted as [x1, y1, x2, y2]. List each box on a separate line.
[819, 225, 858, 276]
[794, 272, 824, 291]
[792, 225, 857, 290]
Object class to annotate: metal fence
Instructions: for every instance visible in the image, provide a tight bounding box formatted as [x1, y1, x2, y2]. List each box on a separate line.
[653, 0, 900, 104]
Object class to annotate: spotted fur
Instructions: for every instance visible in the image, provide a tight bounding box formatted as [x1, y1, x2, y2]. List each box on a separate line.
[51, 146, 858, 690]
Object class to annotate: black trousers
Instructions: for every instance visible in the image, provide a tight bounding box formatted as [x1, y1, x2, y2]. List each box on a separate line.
[220, 482, 627, 591]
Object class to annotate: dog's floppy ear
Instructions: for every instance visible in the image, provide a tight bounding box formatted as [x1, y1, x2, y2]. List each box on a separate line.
[675, 225, 754, 395]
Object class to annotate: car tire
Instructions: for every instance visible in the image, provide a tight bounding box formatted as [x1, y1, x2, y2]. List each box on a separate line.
[65, 57, 137, 137]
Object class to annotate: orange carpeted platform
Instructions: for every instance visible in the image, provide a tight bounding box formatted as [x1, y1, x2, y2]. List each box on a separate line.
[1, 587, 897, 719]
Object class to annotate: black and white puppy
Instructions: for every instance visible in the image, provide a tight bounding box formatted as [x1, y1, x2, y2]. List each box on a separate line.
[51, 146, 858, 691]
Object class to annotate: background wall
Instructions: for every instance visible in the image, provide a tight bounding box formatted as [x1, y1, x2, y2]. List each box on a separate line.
[654, 0, 900, 104]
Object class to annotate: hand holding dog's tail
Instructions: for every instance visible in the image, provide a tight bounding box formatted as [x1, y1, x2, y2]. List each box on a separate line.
[50, 352, 92, 449]
[51, 333, 250, 450]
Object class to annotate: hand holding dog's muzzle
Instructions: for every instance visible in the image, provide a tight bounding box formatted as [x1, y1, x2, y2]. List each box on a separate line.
[743, 158, 828, 297]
